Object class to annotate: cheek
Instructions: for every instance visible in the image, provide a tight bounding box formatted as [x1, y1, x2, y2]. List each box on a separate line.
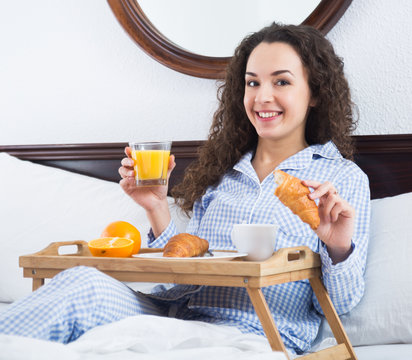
[243, 93, 254, 113]
[284, 90, 310, 113]
[243, 94, 248, 109]
[281, 92, 295, 106]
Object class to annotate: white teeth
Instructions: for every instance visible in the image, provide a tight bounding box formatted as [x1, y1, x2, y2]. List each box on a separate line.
[258, 112, 281, 118]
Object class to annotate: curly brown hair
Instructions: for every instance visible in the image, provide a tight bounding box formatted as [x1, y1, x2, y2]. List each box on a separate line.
[172, 22, 357, 213]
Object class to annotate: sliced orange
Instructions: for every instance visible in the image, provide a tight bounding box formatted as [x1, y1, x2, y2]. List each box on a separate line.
[101, 221, 141, 255]
[88, 237, 134, 257]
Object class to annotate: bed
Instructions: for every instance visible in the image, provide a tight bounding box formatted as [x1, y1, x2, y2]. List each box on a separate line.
[1, 134, 412, 359]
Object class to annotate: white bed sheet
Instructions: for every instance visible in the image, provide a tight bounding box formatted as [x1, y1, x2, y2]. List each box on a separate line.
[0, 314, 287, 360]
[0, 302, 10, 313]
[310, 337, 412, 359]
[355, 344, 412, 360]
[1, 310, 410, 360]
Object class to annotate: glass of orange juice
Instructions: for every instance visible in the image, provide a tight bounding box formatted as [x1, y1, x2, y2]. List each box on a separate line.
[129, 141, 172, 186]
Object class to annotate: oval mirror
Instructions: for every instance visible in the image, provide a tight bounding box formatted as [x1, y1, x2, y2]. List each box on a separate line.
[107, 0, 352, 79]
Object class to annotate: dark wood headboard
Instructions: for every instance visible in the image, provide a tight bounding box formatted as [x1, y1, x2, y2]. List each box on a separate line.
[1, 134, 412, 200]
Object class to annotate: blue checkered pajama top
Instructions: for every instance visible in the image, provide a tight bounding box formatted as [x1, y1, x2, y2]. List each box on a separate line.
[148, 141, 371, 354]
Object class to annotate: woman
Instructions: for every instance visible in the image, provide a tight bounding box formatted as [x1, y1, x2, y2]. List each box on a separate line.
[0, 23, 370, 355]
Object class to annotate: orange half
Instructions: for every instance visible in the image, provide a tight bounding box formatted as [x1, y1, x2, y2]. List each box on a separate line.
[88, 237, 134, 257]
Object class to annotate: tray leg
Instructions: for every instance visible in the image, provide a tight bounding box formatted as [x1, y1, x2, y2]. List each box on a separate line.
[309, 277, 358, 360]
[32, 278, 44, 291]
[246, 287, 289, 358]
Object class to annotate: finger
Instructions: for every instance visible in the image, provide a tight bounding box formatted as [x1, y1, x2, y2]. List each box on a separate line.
[330, 201, 345, 222]
[125, 146, 132, 158]
[168, 154, 176, 170]
[166, 155, 176, 181]
[121, 157, 134, 168]
[331, 201, 355, 222]
[118, 166, 135, 179]
[321, 196, 354, 223]
[321, 193, 340, 221]
[307, 181, 337, 200]
[119, 177, 137, 192]
[301, 179, 322, 200]
[301, 179, 322, 189]
[119, 176, 134, 186]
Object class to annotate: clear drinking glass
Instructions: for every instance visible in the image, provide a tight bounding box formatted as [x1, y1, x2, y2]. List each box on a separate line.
[129, 141, 172, 186]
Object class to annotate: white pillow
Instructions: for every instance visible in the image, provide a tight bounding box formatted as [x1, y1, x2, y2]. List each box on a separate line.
[0, 153, 153, 302]
[320, 191, 412, 346]
[168, 197, 191, 233]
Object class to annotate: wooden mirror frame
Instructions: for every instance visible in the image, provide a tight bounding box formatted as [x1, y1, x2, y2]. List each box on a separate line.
[107, 0, 352, 79]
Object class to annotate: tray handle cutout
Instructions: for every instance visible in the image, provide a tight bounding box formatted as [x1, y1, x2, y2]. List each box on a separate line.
[287, 248, 306, 262]
[35, 240, 91, 256]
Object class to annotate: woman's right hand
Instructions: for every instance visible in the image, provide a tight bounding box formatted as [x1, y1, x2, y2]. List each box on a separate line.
[119, 146, 176, 212]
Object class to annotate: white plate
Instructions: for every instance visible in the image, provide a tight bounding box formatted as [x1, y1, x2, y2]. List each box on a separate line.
[132, 251, 248, 260]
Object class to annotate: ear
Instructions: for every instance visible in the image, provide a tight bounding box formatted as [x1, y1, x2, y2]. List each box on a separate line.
[309, 96, 317, 108]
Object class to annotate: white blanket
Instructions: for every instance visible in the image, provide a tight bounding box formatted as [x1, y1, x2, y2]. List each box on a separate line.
[0, 315, 288, 360]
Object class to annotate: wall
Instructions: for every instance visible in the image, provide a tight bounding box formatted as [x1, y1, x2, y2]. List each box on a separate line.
[139, 0, 319, 57]
[0, 0, 411, 145]
[328, 0, 412, 135]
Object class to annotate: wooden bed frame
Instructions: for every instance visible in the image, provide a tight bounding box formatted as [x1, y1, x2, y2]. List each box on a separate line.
[1, 134, 412, 199]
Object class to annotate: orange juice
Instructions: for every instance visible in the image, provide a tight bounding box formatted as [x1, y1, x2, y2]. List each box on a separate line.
[131, 149, 170, 185]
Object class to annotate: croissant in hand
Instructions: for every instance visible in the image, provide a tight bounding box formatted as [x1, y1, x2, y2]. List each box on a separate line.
[273, 170, 320, 230]
[163, 233, 209, 257]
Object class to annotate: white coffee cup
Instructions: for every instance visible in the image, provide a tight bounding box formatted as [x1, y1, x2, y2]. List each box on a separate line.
[231, 223, 278, 261]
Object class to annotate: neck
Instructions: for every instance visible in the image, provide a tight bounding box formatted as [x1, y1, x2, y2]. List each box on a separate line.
[254, 137, 308, 167]
[251, 137, 308, 183]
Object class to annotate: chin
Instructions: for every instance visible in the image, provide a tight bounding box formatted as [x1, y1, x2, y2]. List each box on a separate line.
[255, 127, 280, 139]
[256, 133, 279, 142]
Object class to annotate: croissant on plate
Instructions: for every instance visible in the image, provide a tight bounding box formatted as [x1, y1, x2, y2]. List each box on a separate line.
[273, 170, 320, 230]
[163, 233, 209, 257]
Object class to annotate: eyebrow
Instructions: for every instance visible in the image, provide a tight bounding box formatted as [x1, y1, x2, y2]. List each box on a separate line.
[245, 70, 294, 77]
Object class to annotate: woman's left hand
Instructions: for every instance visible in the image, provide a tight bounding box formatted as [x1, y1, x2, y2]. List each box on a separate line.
[302, 180, 355, 264]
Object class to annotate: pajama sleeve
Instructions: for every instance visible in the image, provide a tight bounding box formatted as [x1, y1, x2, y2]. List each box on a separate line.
[313, 164, 371, 315]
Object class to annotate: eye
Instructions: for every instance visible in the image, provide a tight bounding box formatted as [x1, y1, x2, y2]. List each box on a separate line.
[246, 80, 259, 87]
[275, 79, 289, 86]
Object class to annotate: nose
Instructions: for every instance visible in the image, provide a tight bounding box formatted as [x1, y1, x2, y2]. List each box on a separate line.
[255, 82, 274, 103]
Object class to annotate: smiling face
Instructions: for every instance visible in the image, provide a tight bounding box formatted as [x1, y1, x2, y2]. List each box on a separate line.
[243, 41, 315, 149]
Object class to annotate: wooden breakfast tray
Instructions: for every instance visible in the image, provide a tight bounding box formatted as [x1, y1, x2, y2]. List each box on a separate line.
[19, 240, 357, 360]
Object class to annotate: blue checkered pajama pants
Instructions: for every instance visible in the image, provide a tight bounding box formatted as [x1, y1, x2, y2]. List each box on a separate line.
[0, 266, 170, 343]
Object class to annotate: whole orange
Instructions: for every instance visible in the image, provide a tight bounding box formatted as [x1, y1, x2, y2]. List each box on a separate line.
[101, 221, 141, 255]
